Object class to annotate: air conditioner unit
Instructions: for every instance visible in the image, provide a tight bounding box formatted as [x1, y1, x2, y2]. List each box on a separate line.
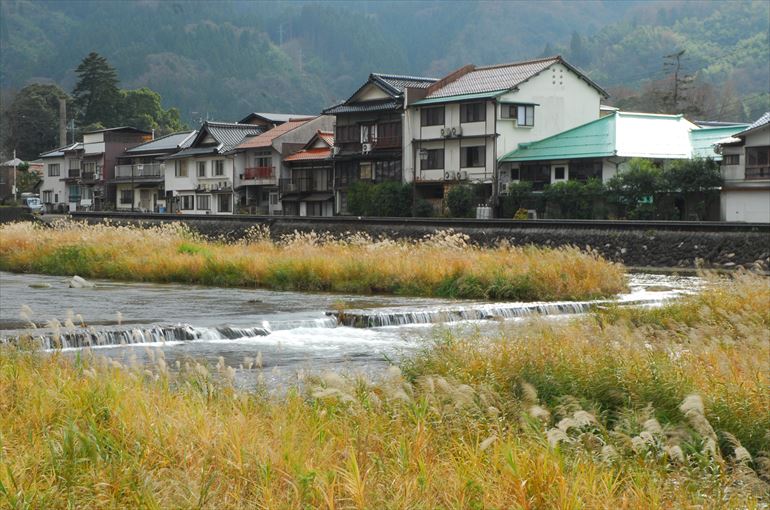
[452, 126, 462, 136]
[444, 171, 455, 181]
[459, 170, 468, 180]
[361, 143, 372, 154]
[440, 127, 449, 137]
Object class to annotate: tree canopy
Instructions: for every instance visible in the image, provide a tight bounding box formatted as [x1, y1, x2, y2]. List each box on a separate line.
[1, 83, 71, 160]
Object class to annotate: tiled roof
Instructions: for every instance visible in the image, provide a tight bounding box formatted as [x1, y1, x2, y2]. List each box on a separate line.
[735, 111, 770, 137]
[40, 142, 82, 158]
[317, 131, 334, 146]
[125, 131, 197, 154]
[236, 119, 313, 150]
[284, 148, 332, 162]
[371, 74, 437, 95]
[426, 56, 608, 99]
[195, 122, 265, 152]
[323, 99, 400, 114]
[238, 112, 313, 124]
[82, 126, 151, 135]
[161, 147, 218, 160]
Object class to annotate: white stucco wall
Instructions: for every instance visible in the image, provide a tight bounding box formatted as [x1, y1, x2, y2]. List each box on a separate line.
[721, 190, 770, 222]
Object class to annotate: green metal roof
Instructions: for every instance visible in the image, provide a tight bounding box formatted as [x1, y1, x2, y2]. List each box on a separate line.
[411, 90, 507, 106]
[690, 124, 750, 159]
[499, 114, 616, 162]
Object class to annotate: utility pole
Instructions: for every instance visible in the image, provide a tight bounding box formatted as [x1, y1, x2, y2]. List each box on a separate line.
[663, 49, 686, 112]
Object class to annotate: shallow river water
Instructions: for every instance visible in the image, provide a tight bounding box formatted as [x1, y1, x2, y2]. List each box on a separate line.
[0, 271, 702, 388]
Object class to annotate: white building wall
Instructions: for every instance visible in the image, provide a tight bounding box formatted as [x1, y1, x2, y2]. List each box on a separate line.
[164, 155, 236, 215]
[721, 191, 770, 222]
[39, 157, 68, 210]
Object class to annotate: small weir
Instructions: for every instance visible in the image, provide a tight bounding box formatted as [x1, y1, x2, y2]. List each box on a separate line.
[331, 300, 624, 328]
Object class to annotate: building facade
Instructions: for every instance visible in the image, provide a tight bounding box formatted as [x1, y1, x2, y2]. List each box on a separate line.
[281, 130, 335, 216]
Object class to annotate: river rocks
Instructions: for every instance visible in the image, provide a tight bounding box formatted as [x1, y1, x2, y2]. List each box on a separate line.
[28, 283, 51, 289]
[69, 275, 95, 288]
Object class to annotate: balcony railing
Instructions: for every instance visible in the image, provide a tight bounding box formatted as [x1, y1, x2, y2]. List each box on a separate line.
[279, 176, 333, 195]
[81, 172, 96, 181]
[243, 166, 275, 180]
[746, 166, 770, 180]
[68, 168, 80, 178]
[373, 136, 401, 149]
[68, 195, 82, 203]
[115, 163, 163, 179]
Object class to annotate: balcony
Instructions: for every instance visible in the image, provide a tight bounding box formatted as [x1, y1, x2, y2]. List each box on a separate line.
[68, 168, 80, 178]
[746, 166, 770, 180]
[114, 163, 163, 180]
[279, 176, 333, 195]
[81, 172, 96, 181]
[243, 166, 275, 182]
[373, 136, 401, 149]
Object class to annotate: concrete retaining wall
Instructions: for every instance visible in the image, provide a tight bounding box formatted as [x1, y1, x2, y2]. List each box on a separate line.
[66, 212, 770, 270]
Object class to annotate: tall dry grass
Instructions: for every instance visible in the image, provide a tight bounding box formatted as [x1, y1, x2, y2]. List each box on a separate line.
[0, 220, 625, 300]
[1, 274, 768, 508]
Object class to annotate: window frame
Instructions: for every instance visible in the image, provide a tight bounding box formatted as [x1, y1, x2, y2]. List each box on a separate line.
[421, 106, 445, 127]
[197, 161, 206, 178]
[421, 148, 445, 170]
[119, 189, 133, 205]
[461, 146, 486, 168]
[47, 163, 60, 177]
[196, 194, 211, 211]
[180, 195, 194, 210]
[214, 159, 225, 176]
[745, 146, 770, 180]
[460, 102, 486, 124]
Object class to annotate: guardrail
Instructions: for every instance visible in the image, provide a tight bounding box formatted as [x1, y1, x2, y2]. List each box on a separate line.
[68, 211, 770, 232]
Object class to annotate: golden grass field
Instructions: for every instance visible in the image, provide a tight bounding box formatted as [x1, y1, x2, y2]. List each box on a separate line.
[0, 220, 625, 301]
[1, 273, 768, 508]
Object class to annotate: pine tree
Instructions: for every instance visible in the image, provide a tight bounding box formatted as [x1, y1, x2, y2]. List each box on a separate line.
[72, 52, 122, 128]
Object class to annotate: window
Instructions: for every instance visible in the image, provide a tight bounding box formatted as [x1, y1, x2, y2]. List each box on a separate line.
[360, 124, 377, 143]
[516, 105, 534, 126]
[722, 154, 740, 165]
[48, 163, 60, 177]
[375, 160, 402, 182]
[218, 194, 231, 213]
[421, 149, 445, 170]
[553, 166, 566, 180]
[359, 162, 373, 180]
[461, 146, 485, 168]
[254, 153, 271, 168]
[421, 106, 445, 126]
[270, 193, 279, 206]
[569, 160, 602, 182]
[377, 121, 401, 147]
[82, 161, 96, 177]
[197, 161, 206, 177]
[214, 160, 224, 176]
[42, 191, 52, 203]
[335, 125, 358, 143]
[460, 102, 485, 123]
[175, 161, 187, 177]
[180, 195, 194, 210]
[196, 195, 210, 210]
[518, 164, 551, 191]
[746, 146, 770, 180]
[54, 193, 59, 203]
[120, 190, 133, 204]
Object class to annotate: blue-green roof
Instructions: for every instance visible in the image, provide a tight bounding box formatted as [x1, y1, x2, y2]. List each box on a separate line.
[499, 114, 616, 162]
[690, 124, 750, 159]
[411, 90, 507, 106]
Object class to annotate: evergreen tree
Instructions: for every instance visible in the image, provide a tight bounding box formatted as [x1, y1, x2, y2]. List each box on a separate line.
[72, 52, 122, 128]
[2, 83, 70, 160]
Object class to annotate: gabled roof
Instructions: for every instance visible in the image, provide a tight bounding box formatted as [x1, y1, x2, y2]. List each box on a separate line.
[734, 111, 770, 137]
[39, 142, 83, 158]
[690, 124, 749, 159]
[189, 121, 264, 152]
[500, 111, 698, 162]
[323, 73, 437, 115]
[82, 126, 151, 135]
[422, 55, 608, 102]
[284, 130, 334, 162]
[238, 112, 313, 125]
[235, 118, 314, 150]
[124, 131, 197, 154]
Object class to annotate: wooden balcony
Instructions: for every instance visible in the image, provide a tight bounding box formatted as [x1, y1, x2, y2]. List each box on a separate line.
[114, 163, 163, 180]
[279, 176, 333, 195]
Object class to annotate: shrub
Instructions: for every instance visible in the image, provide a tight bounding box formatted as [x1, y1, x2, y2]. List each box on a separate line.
[413, 198, 434, 217]
[347, 181, 412, 217]
[446, 185, 476, 218]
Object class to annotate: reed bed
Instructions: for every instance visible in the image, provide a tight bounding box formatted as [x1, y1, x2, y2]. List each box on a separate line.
[0, 220, 625, 300]
[1, 274, 768, 508]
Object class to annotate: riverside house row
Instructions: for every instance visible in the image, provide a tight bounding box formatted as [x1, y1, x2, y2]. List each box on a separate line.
[38, 55, 769, 222]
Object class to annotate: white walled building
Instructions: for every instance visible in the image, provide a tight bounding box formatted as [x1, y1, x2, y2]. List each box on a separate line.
[719, 112, 770, 222]
[229, 115, 333, 215]
[403, 56, 608, 209]
[38, 142, 82, 212]
[163, 122, 262, 215]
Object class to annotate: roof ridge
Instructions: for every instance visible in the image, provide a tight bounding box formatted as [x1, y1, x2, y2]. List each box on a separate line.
[128, 130, 196, 148]
[475, 55, 560, 71]
[205, 121, 258, 128]
[372, 73, 438, 81]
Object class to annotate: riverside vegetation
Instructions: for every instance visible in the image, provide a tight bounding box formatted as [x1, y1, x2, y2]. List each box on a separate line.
[0, 221, 625, 301]
[1, 273, 768, 508]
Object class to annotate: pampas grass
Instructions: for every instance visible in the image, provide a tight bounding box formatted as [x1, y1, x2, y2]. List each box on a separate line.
[0, 220, 626, 300]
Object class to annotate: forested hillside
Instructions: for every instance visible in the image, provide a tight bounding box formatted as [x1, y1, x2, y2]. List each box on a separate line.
[1, 0, 768, 124]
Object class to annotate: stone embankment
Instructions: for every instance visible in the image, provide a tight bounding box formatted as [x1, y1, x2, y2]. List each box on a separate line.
[63, 212, 770, 270]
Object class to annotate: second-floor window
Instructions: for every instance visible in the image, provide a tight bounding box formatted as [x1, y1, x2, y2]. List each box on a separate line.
[421, 106, 445, 126]
[421, 149, 445, 170]
[746, 146, 770, 180]
[197, 161, 206, 177]
[501, 104, 535, 126]
[360, 124, 377, 143]
[214, 160, 224, 176]
[461, 146, 485, 168]
[48, 163, 60, 177]
[175, 161, 187, 177]
[460, 102, 485, 123]
[82, 161, 96, 175]
[254, 155, 271, 168]
[722, 154, 740, 166]
[336, 125, 358, 143]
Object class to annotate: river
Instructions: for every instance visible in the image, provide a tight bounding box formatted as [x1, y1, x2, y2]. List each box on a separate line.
[0, 271, 702, 388]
